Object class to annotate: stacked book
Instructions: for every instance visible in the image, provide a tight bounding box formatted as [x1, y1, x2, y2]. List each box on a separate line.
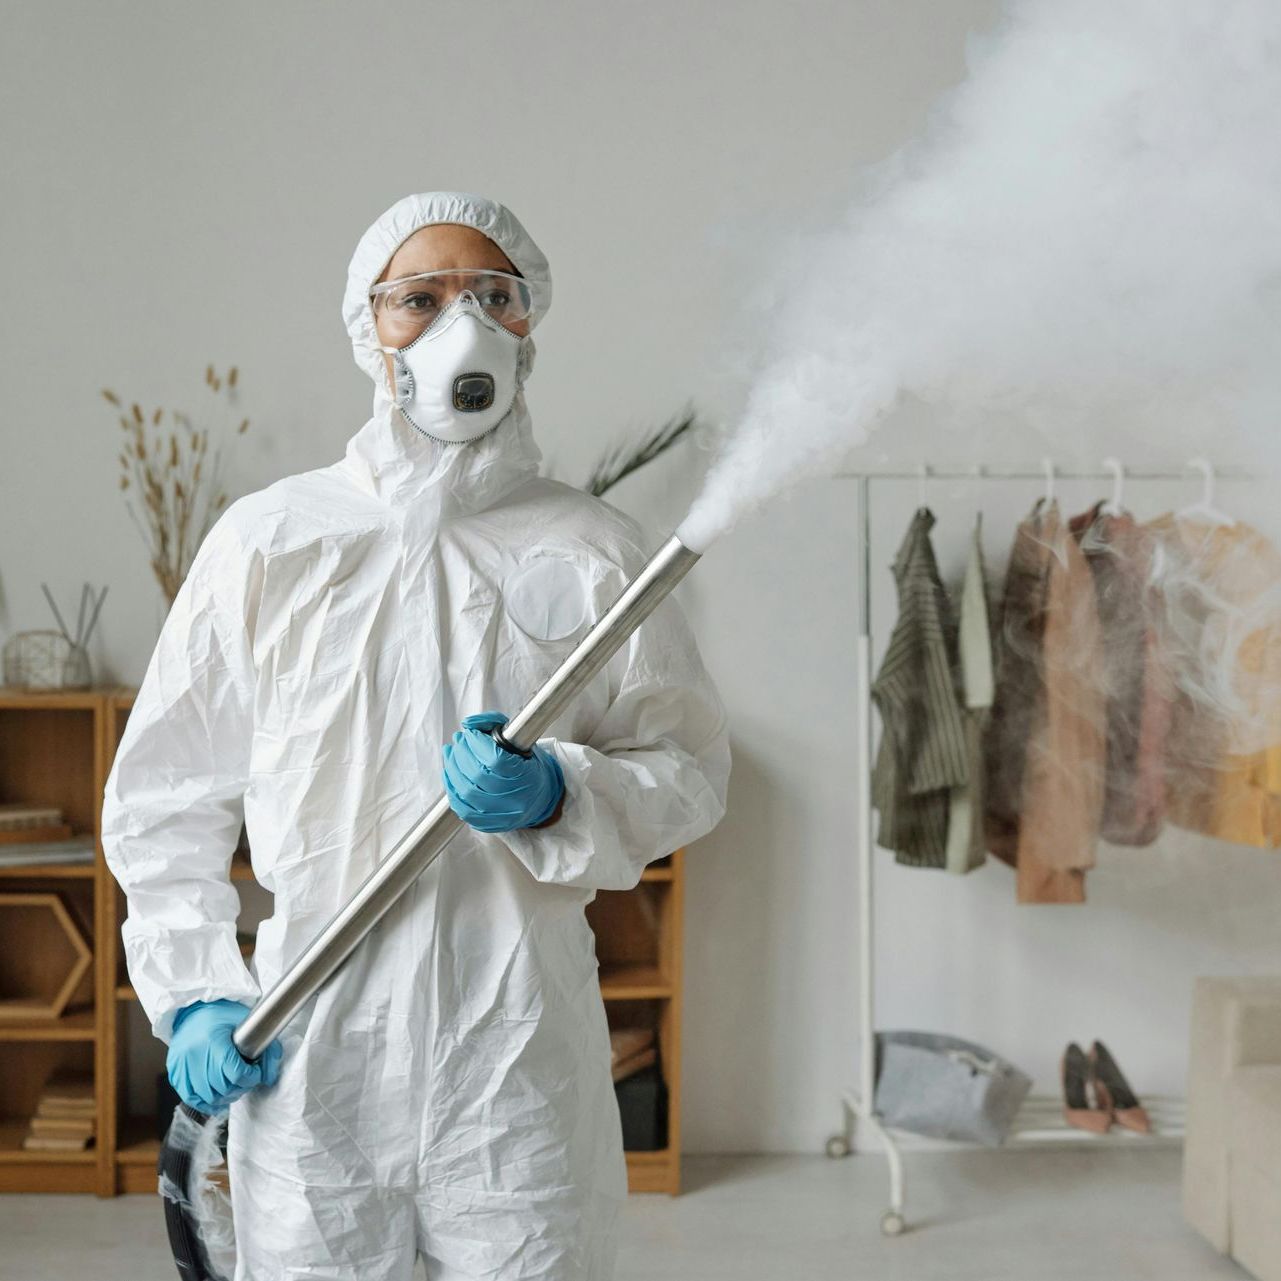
[23, 1070, 96, 1152]
[0, 804, 92, 868]
[0, 803, 70, 838]
[610, 1027, 657, 1082]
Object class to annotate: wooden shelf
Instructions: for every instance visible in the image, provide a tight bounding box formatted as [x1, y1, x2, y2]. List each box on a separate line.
[625, 1148, 679, 1192]
[599, 964, 673, 1000]
[0, 1008, 95, 1041]
[0, 689, 106, 711]
[0, 1120, 96, 1165]
[115, 1117, 162, 1192]
[117, 1137, 160, 1167]
[0, 825, 98, 882]
[116, 1118, 161, 1166]
[0, 863, 96, 880]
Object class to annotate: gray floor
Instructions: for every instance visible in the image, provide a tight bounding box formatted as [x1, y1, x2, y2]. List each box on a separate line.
[0, 1150, 1247, 1280]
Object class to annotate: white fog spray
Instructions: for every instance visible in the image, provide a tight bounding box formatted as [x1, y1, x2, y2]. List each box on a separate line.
[677, 0, 1281, 553]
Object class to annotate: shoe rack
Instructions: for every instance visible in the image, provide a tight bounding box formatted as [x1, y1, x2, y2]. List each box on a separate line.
[0, 688, 685, 1196]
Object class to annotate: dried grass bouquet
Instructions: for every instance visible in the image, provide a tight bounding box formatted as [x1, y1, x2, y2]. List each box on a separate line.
[103, 365, 249, 606]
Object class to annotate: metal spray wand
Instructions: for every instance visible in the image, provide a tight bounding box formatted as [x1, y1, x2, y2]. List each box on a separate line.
[234, 531, 702, 1060]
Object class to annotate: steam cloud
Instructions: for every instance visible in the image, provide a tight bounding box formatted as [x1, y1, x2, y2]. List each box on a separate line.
[678, 0, 1281, 552]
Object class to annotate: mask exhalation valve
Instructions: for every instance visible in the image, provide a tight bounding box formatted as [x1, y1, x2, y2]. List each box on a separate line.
[453, 373, 496, 412]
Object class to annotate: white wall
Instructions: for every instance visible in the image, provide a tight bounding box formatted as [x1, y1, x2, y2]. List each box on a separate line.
[5, 0, 1278, 1155]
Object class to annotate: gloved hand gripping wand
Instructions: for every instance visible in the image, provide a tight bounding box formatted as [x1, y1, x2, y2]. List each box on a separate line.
[233, 532, 701, 1061]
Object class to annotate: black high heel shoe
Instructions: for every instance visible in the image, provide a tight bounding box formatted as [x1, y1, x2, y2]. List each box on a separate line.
[1090, 1041, 1150, 1134]
[1062, 1042, 1110, 1133]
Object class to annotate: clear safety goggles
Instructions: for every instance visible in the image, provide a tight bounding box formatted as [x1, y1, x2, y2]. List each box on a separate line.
[370, 269, 534, 340]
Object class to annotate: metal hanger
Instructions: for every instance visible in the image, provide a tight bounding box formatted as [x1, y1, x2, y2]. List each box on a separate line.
[1101, 457, 1124, 515]
[1178, 457, 1235, 526]
[1041, 457, 1055, 505]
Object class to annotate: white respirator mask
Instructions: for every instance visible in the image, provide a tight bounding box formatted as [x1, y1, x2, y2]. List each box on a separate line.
[381, 292, 534, 444]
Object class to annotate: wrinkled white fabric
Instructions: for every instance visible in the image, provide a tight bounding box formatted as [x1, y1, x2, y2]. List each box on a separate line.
[102, 191, 729, 1281]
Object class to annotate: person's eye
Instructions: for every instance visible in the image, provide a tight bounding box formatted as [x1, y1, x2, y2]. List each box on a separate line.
[480, 289, 511, 309]
[400, 292, 439, 314]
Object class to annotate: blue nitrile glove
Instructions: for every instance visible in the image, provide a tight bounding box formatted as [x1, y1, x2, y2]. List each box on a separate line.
[442, 711, 565, 834]
[166, 999, 283, 1114]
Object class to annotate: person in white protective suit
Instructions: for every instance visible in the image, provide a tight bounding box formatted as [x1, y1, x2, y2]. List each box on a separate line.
[102, 191, 731, 1280]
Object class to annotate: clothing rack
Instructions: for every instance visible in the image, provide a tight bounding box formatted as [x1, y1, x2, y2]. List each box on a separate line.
[827, 463, 1254, 1237]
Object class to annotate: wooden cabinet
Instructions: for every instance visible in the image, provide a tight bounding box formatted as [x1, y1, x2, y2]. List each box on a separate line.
[0, 687, 688, 1195]
[0, 689, 111, 1193]
[591, 854, 686, 1194]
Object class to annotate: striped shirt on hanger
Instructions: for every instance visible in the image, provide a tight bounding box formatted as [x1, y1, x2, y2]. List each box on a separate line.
[871, 508, 969, 868]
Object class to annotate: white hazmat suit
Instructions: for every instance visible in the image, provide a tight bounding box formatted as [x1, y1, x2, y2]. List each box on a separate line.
[102, 191, 731, 1280]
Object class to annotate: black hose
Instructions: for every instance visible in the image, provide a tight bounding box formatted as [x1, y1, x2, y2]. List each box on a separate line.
[159, 1104, 227, 1281]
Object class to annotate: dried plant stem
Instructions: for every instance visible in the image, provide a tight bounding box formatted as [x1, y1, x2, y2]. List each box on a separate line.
[584, 409, 699, 498]
[105, 368, 246, 605]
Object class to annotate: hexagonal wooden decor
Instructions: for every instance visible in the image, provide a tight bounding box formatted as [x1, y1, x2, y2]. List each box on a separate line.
[0, 892, 92, 1020]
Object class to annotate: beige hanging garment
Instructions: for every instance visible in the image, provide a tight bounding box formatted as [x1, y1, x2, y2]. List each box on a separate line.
[986, 500, 1106, 903]
[1148, 515, 1281, 847]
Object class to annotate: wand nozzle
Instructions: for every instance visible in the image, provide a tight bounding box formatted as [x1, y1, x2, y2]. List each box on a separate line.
[235, 531, 702, 1060]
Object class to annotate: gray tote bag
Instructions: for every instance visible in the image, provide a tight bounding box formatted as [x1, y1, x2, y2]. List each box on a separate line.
[874, 1031, 1032, 1147]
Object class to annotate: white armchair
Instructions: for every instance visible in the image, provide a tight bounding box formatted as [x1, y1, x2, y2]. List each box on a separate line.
[1184, 976, 1281, 1280]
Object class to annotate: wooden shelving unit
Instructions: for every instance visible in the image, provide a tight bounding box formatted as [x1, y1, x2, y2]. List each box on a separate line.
[592, 850, 687, 1194]
[0, 688, 112, 1194]
[102, 688, 140, 1193]
[0, 686, 688, 1196]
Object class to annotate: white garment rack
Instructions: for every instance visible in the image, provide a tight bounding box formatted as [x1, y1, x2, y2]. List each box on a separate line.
[829, 464, 1254, 1237]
